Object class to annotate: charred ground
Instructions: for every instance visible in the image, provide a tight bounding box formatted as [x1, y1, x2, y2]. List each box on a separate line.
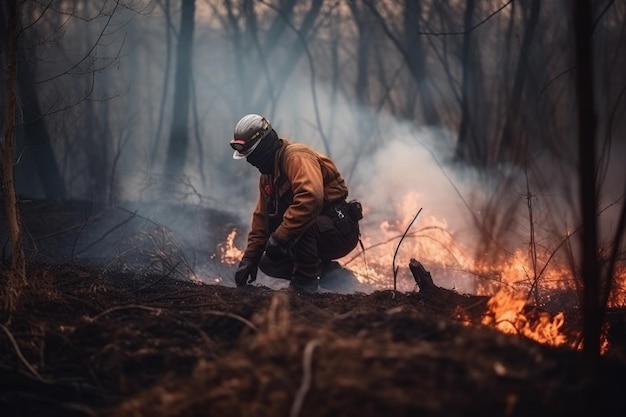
[1, 201, 626, 417]
[1, 263, 625, 417]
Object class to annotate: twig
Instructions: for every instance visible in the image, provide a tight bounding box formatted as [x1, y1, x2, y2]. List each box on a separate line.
[392, 208, 422, 291]
[132, 263, 180, 293]
[196, 310, 259, 333]
[343, 225, 453, 265]
[524, 195, 624, 301]
[494, 319, 525, 338]
[34, 215, 101, 241]
[524, 171, 539, 304]
[290, 339, 321, 417]
[87, 304, 163, 322]
[0, 323, 46, 382]
[73, 210, 138, 257]
[87, 304, 258, 332]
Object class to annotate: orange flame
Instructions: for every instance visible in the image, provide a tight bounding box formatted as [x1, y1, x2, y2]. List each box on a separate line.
[481, 289, 568, 347]
[215, 193, 624, 352]
[217, 229, 244, 265]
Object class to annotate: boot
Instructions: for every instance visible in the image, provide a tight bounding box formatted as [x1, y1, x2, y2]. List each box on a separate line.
[318, 260, 358, 293]
[289, 262, 320, 294]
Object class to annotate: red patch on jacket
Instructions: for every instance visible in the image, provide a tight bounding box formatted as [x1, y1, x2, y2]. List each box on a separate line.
[263, 183, 273, 196]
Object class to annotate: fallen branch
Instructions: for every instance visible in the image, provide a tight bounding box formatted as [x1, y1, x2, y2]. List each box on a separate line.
[409, 258, 489, 320]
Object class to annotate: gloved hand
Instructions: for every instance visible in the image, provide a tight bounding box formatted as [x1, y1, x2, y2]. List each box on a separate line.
[234, 258, 258, 287]
[265, 235, 291, 261]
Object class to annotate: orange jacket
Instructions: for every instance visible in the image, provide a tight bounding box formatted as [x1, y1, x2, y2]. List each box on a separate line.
[243, 139, 349, 261]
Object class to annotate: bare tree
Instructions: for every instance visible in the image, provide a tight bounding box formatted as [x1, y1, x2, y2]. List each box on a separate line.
[361, 0, 442, 125]
[164, 0, 196, 184]
[15, 51, 67, 199]
[151, 0, 174, 170]
[454, 0, 479, 164]
[1, 0, 142, 310]
[573, 0, 601, 364]
[1, 0, 26, 313]
[497, 0, 540, 164]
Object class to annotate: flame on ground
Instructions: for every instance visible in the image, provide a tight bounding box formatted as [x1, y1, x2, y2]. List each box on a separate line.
[216, 193, 624, 353]
[481, 289, 568, 347]
[217, 229, 244, 265]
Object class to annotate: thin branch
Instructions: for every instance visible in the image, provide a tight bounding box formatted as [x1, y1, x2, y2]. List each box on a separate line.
[87, 304, 163, 322]
[343, 226, 456, 266]
[539, 66, 575, 97]
[72, 210, 138, 257]
[290, 339, 320, 417]
[603, 190, 626, 308]
[417, 0, 514, 36]
[525, 170, 539, 303]
[257, 0, 330, 156]
[33, 1, 120, 84]
[0, 323, 46, 382]
[392, 208, 422, 291]
[20, 0, 54, 33]
[363, 0, 513, 41]
[87, 303, 259, 333]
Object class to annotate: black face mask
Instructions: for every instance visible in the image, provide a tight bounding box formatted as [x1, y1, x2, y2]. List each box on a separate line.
[246, 131, 281, 175]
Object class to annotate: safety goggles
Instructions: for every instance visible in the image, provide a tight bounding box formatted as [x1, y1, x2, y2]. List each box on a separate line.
[230, 136, 264, 159]
[230, 138, 249, 153]
[230, 121, 270, 159]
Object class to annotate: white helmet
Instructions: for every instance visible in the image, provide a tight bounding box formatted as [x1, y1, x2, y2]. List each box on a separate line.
[229, 114, 272, 159]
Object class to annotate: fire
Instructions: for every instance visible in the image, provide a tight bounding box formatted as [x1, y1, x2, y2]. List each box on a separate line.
[481, 289, 568, 347]
[214, 193, 624, 352]
[217, 229, 244, 265]
[346, 192, 626, 299]
[341, 192, 625, 351]
[611, 264, 626, 306]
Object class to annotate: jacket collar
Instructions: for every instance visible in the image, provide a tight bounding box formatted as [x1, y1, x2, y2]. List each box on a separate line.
[270, 138, 291, 180]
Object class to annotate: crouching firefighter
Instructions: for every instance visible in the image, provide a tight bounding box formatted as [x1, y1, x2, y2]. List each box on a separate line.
[230, 114, 363, 293]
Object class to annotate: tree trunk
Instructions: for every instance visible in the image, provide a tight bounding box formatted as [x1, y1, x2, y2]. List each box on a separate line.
[2, 0, 26, 313]
[403, 0, 440, 126]
[11, 15, 66, 200]
[151, 0, 173, 169]
[164, 0, 195, 184]
[497, 0, 540, 164]
[454, 0, 482, 165]
[16, 62, 67, 199]
[573, 0, 602, 364]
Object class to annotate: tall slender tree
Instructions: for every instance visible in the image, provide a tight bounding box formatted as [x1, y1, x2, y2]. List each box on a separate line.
[497, 0, 540, 164]
[573, 0, 601, 363]
[15, 46, 67, 199]
[164, 0, 195, 184]
[1, 0, 26, 313]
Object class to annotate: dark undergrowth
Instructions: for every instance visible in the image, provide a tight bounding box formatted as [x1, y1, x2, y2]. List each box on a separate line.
[1, 263, 625, 417]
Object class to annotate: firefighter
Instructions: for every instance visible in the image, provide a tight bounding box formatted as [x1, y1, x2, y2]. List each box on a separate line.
[230, 114, 362, 293]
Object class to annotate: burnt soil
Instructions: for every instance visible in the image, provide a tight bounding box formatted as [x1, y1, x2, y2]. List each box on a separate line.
[1, 263, 625, 417]
[1, 200, 626, 417]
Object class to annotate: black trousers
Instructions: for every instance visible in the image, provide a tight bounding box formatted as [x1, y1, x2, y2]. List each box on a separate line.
[291, 211, 360, 283]
[260, 204, 360, 283]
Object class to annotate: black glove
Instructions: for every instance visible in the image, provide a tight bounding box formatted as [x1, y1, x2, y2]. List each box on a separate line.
[265, 235, 291, 260]
[234, 258, 258, 287]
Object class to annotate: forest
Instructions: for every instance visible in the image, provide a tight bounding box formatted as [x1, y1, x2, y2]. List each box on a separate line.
[1, 0, 625, 416]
